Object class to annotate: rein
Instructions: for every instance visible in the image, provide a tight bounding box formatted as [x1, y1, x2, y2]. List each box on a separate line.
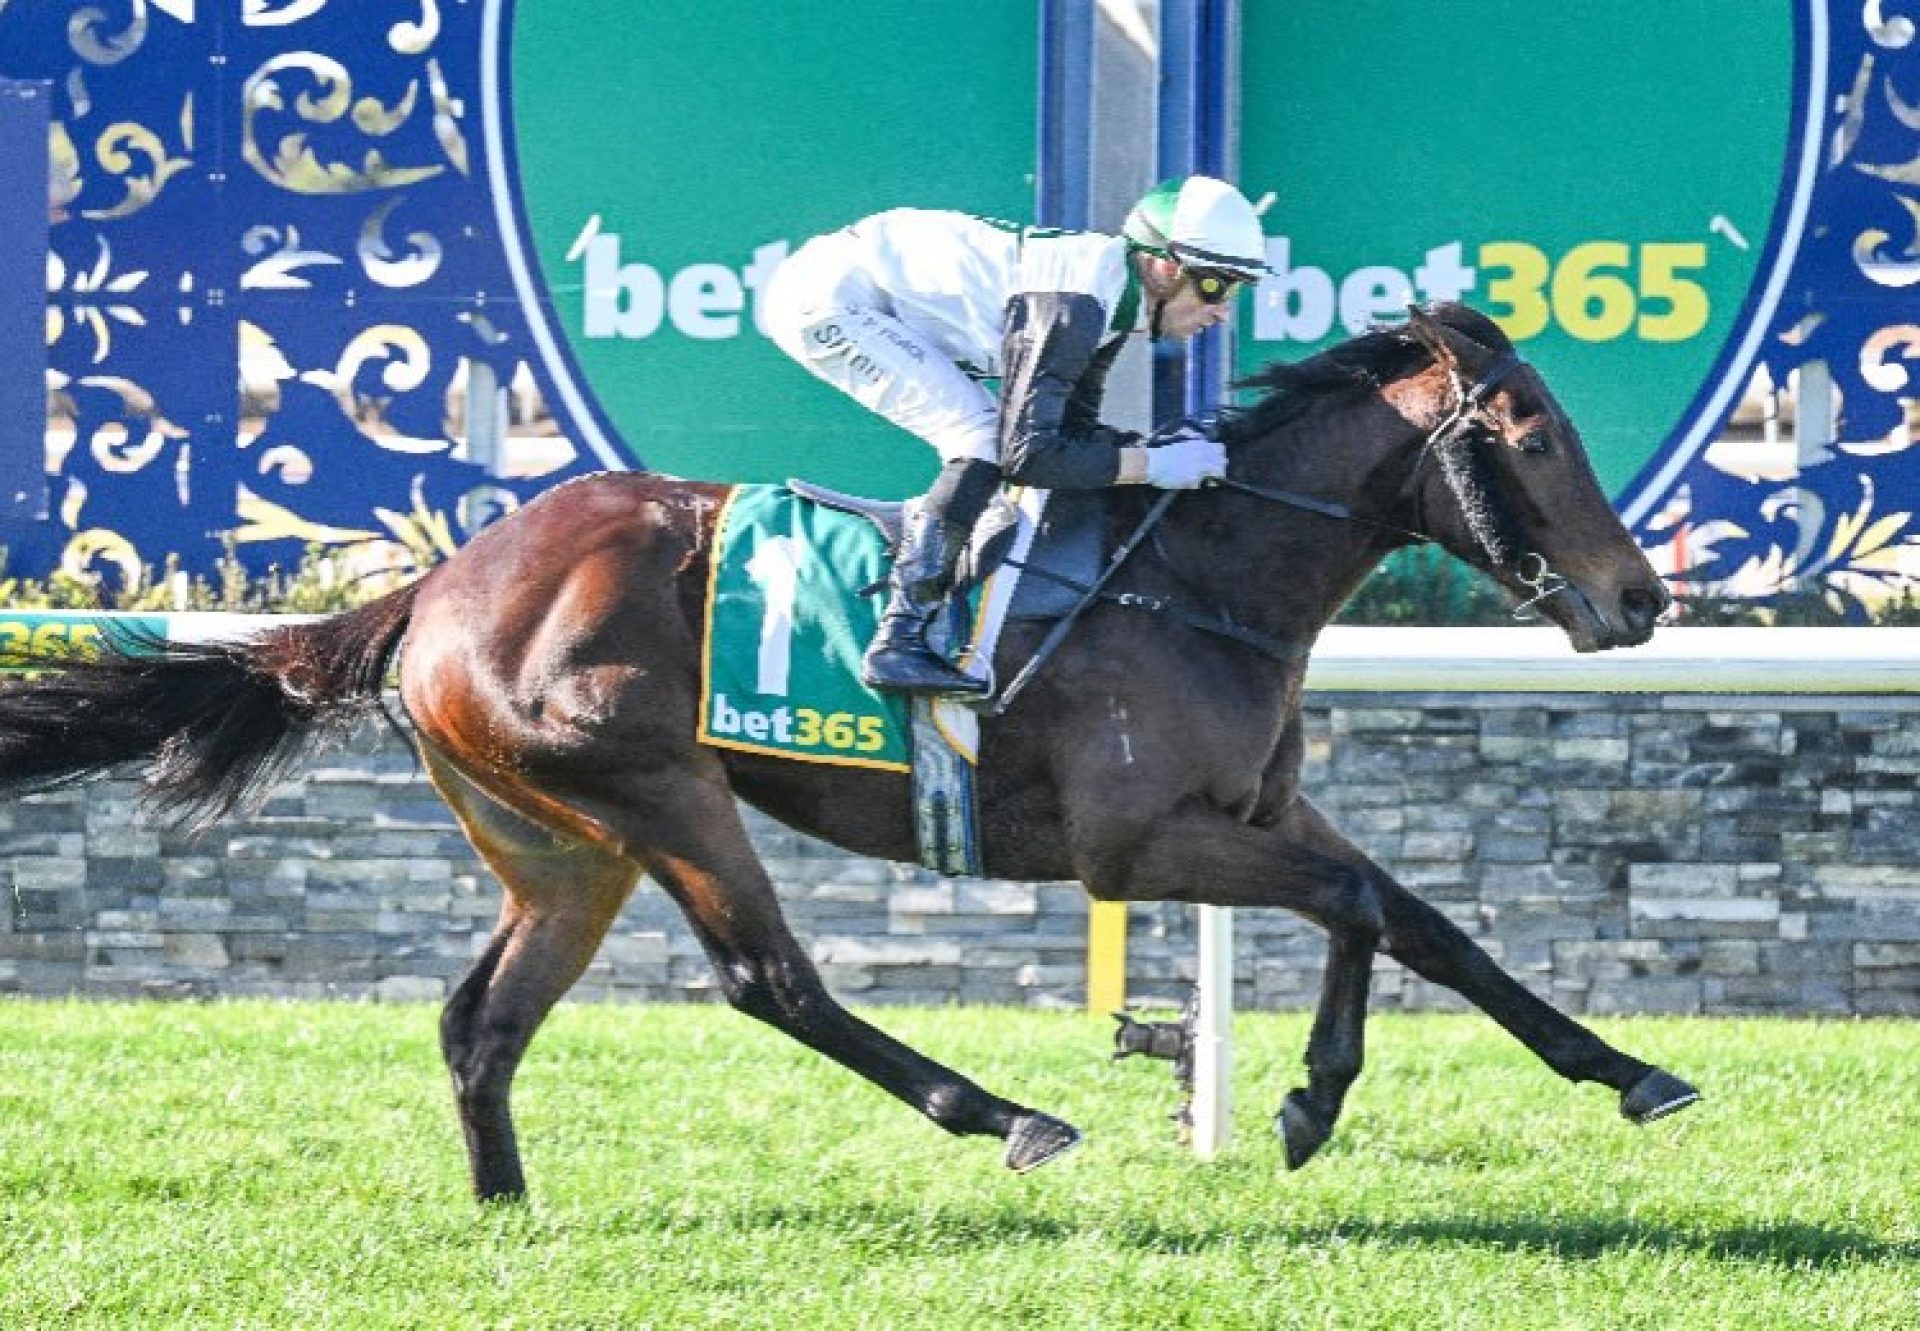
[991, 489, 1182, 715]
[988, 347, 1558, 713]
[1212, 476, 1425, 543]
[1002, 557, 1308, 658]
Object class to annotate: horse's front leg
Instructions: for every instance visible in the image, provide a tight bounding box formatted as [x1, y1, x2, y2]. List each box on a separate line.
[1282, 796, 1701, 1128]
[1377, 872, 1700, 1122]
[1276, 927, 1376, 1170]
[1077, 803, 1386, 1168]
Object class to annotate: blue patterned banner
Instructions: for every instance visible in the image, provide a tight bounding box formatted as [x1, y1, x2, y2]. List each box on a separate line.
[0, 0, 1034, 592]
[0, 79, 49, 524]
[1, 0, 596, 593]
[1628, 3, 1920, 609]
[3, 2, 1917, 614]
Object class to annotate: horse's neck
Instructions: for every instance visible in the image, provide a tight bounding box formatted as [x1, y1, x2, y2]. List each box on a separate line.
[1165, 416, 1413, 637]
[1124, 475, 1401, 648]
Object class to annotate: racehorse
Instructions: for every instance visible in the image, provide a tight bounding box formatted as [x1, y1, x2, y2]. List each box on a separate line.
[0, 303, 1696, 1202]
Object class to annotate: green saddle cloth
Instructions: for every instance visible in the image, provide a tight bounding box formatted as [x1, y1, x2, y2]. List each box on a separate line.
[699, 483, 912, 771]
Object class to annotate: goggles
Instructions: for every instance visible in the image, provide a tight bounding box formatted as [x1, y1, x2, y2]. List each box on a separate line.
[1185, 266, 1248, 305]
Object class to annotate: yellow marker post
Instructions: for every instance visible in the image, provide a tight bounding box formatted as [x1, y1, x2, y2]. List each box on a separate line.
[1085, 899, 1127, 1013]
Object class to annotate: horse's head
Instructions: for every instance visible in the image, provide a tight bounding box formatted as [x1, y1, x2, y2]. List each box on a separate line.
[1381, 304, 1671, 650]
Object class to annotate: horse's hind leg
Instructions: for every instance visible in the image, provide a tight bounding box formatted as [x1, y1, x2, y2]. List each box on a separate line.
[637, 779, 1079, 1173]
[424, 748, 641, 1201]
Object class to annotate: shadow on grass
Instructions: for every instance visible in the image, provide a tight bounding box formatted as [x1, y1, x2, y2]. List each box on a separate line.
[585, 1199, 1916, 1270]
[1116, 1214, 1919, 1268]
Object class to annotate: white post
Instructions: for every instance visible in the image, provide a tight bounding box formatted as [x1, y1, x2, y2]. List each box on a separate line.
[1791, 360, 1836, 580]
[1190, 903, 1234, 1157]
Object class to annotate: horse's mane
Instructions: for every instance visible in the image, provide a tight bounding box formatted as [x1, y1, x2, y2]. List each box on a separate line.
[1212, 302, 1527, 565]
[1219, 302, 1515, 444]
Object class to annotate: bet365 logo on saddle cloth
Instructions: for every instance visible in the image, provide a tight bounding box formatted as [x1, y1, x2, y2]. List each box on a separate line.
[699, 485, 912, 771]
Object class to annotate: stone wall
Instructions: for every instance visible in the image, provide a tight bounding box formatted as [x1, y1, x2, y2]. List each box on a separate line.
[3, 694, 1918, 1017]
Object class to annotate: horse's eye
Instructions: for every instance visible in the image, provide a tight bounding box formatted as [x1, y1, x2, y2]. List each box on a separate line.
[1520, 432, 1551, 456]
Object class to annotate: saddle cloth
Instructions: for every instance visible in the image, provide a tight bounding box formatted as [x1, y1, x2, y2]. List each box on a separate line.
[699, 484, 916, 771]
[776, 479, 1104, 760]
[698, 481, 1104, 873]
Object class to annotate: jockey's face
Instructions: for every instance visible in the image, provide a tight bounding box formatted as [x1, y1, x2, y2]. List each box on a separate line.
[1140, 255, 1236, 341]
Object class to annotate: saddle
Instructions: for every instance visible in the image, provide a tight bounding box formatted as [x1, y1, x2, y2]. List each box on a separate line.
[786, 477, 1104, 622]
[782, 477, 1107, 878]
[785, 478, 907, 544]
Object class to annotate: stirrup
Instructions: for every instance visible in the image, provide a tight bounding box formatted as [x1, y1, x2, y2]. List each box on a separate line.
[861, 644, 990, 697]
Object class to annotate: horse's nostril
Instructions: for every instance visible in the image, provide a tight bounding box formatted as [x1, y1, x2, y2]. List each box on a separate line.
[1620, 585, 1668, 633]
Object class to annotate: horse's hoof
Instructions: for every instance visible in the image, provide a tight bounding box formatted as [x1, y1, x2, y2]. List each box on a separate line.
[1276, 1089, 1334, 1171]
[1003, 1112, 1083, 1173]
[1620, 1067, 1700, 1125]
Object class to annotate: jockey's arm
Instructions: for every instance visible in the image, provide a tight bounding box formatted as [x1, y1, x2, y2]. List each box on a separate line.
[997, 293, 1153, 489]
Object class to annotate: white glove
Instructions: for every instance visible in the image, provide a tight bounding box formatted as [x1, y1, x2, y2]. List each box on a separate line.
[1143, 430, 1227, 490]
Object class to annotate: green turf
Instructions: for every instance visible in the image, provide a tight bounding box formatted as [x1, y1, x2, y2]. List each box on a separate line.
[1, 1001, 1915, 1328]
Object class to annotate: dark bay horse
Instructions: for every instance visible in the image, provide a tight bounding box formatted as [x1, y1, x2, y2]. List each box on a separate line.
[0, 303, 1696, 1201]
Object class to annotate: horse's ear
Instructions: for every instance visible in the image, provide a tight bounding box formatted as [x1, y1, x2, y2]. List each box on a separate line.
[1404, 304, 1459, 373]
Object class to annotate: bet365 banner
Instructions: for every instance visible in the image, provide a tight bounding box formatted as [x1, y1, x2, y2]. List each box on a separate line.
[1238, 0, 1812, 515]
[498, 1, 1036, 499]
[0, 613, 167, 670]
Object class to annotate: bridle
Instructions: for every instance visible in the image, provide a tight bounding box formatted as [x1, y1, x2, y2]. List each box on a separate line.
[1217, 348, 1519, 541]
[992, 342, 1571, 712]
[1215, 346, 1571, 620]
[1393, 350, 1524, 525]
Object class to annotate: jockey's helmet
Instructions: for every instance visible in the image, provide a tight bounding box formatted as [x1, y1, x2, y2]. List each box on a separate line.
[1122, 176, 1272, 282]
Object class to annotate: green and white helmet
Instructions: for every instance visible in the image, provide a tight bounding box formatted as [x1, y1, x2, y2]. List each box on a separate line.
[1122, 175, 1271, 279]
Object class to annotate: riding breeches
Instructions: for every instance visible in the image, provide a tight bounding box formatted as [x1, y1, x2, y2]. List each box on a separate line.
[761, 234, 1001, 465]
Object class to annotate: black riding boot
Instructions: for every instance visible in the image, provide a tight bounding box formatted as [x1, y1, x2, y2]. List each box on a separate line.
[862, 507, 991, 697]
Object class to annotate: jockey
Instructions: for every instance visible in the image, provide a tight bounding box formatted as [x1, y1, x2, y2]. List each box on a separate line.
[762, 175, 1270, 697]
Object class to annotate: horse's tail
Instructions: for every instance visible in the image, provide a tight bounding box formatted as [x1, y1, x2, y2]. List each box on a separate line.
[0, 581, 422, 833]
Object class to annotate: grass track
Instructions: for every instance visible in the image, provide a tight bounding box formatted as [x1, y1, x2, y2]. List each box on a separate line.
[1, 1001, 1916, 1329]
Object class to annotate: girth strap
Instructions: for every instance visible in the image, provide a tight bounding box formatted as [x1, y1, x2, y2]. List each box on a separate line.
[990, 488, 1182, 715]
[1004, 559, 1309, 664]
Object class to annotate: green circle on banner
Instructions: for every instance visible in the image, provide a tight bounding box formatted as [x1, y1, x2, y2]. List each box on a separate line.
[497, 1, 1037, 497]
[1237, 1, 1805, 501]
